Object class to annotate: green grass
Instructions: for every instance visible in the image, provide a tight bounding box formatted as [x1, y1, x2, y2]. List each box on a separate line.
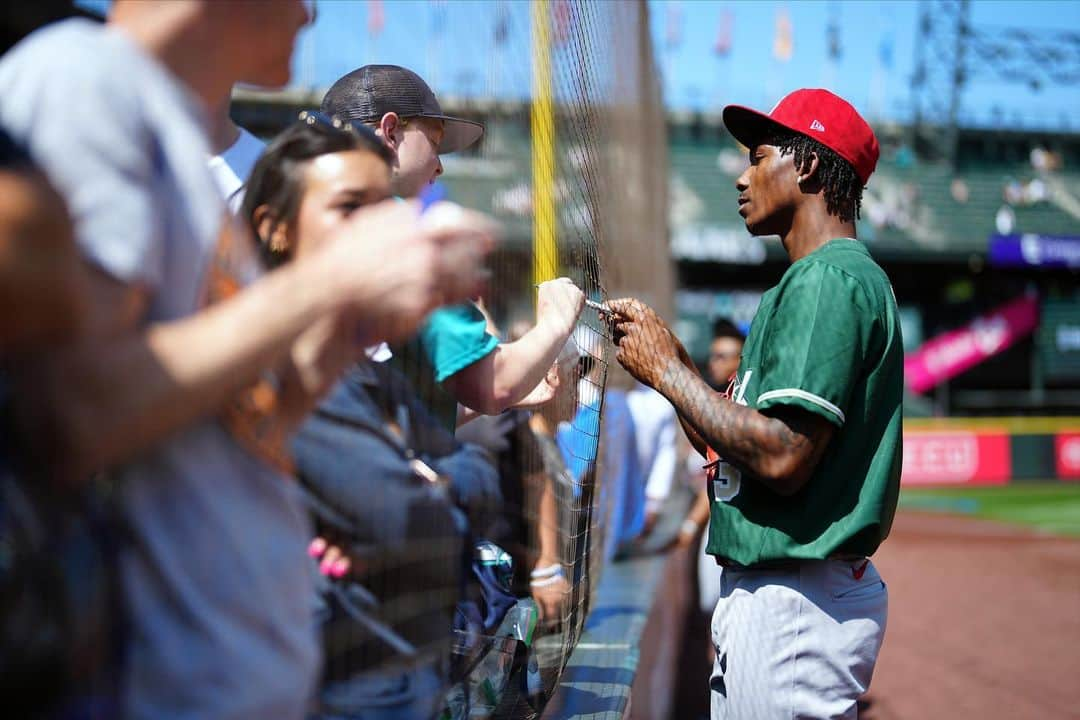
[899, 483, 1080, 537]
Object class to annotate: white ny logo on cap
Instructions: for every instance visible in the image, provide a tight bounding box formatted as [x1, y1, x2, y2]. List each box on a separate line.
[810, 119, 826, 132]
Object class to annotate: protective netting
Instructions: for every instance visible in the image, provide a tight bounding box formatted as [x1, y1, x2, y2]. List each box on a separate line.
[417, 1, 669, 714]
[233, 1, 668, 716]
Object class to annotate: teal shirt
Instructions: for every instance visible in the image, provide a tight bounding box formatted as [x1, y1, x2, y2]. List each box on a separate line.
[391, 303, 499, 431]
[706, 239, 904, 564]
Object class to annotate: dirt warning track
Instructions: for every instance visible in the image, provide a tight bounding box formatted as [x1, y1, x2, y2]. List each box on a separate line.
[861, 511, 1080, 720]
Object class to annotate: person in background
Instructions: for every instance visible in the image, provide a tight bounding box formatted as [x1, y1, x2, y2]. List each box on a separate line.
[0, 132, 86, 351]
[208, 92, 268, 214]
[599, 365, 645, 562]
[625, 379, 678, 538]
[0, 2, 496, 716]
[242, 113, 500, 718]
[455, 320, 577, 628]
[706, 319, 747, 391]
[321, 64, 585, 431]
[668, 318, 746, 720]
[555, 330, 642, 565]
[0, 128, 123, 719]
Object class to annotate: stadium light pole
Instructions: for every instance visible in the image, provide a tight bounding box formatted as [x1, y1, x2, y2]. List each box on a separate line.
[911, 0, 1080, 168]
[945, 0, 969, 169]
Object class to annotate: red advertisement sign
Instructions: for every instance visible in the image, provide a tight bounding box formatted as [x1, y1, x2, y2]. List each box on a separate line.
[904, 295, 1039, 394]
[902, 432, 1012, 486]
[1055, 433, 1080, 480]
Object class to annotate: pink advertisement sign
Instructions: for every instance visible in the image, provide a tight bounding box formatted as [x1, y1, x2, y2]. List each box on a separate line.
[901, 432, 1011, 486]
[1056, 433, 1080, 481]
[904, 295, 1039, 394]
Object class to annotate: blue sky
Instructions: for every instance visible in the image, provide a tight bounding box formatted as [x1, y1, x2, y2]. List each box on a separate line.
[76, 0, 1080, 131]
[647, 0, 1080, 130]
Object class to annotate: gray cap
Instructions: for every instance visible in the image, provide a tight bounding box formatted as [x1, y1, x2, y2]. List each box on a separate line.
[321, 64, 484, 154]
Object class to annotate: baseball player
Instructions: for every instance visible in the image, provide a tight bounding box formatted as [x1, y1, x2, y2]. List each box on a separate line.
[609, 88, 903, 719]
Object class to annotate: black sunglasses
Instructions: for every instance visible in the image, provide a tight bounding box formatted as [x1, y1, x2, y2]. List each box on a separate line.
[297, 110, 383, 146]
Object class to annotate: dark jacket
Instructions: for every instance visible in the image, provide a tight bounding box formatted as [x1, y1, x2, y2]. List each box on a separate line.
[292, 360, 500, 679]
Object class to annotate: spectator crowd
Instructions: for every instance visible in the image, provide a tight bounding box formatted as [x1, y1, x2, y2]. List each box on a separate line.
[0, 2, 689, 719]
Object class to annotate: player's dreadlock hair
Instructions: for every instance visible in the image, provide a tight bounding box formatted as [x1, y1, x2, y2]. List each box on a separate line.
[764, 130, 864, 222]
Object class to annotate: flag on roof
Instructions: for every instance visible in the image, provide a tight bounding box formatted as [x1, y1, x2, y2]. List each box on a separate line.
[827, 16, 841, 60]
[714, 8, 733, 57]
[879, 31, 894, 69]
[430, 0, 447, 37]
[552, 0, 572, 46]
[494, 2, 510, 46]
[368, 0, 385, 37]
[665, 1, 683, 50]
[773, 7, 793, 62]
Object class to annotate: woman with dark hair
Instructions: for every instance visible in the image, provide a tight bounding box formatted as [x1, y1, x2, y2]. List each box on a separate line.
[242, 112, 501, 720]
[207, 111, 399, 470]
[243, 111, 395, 270]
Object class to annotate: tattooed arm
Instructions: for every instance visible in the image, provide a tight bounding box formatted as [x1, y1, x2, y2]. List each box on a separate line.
[656, 362, 834, 496]
[609, 297, 834, 496]
[669, 333, 710, 459]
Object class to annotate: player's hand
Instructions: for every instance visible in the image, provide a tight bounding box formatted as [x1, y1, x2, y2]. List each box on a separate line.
[536, 277, 586, 337]
[672, 331, 696, 371]
[607, 298, 681, 389]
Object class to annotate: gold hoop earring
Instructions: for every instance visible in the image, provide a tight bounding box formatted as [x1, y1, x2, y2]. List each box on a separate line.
[269, 228, 290, 254]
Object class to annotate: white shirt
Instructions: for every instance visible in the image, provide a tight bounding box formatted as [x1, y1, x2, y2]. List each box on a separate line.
[626, 382, 679, 513]
[208, 126, 265, 214]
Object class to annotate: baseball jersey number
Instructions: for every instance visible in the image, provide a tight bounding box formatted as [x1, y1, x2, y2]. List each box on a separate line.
[712, 461, 742, 502]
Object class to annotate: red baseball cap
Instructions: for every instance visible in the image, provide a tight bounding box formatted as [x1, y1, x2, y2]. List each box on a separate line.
[723, 89, 879, 185]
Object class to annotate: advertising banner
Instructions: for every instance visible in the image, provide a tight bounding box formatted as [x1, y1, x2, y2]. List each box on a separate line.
[1056, 432, 1080, 481]
[904, 295, 1039, 394]
[988, 234, 1080, 270]
[1039, 299, 1080, 382]
[901, 432, 1012, 486]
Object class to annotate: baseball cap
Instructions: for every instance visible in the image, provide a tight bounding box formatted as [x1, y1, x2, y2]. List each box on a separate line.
[321, 64, 484, 154]
[723, 88, 879, 185]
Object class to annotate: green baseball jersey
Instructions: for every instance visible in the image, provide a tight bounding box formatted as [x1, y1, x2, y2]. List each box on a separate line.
[705, 239, 904, 565]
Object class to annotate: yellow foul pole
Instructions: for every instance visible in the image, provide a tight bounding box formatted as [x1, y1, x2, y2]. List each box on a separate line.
[531, 0, 557, 289]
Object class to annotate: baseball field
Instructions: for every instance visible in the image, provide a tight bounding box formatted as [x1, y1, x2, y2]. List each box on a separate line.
[862, 483, 1080, 719]
[899, 483, 1080, 536]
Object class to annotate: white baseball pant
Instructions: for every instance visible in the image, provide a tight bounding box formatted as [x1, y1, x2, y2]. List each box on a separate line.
[709, 558, 887, 720]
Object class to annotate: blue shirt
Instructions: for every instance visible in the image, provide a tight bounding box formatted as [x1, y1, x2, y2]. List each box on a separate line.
[0, 21, 318, 718]
[557, 389, 644, 564]
[392, 303, 499, 431]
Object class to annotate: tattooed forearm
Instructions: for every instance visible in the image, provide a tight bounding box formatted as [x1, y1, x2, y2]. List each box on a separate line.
[669, 337, 710, 458]
[678, 413, 709, 459]
[657, 362, 833, 495]
[669, 343, 712, 455]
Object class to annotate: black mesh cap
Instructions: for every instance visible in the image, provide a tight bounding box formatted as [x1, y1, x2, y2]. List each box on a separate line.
[320, 64, 484, 154]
